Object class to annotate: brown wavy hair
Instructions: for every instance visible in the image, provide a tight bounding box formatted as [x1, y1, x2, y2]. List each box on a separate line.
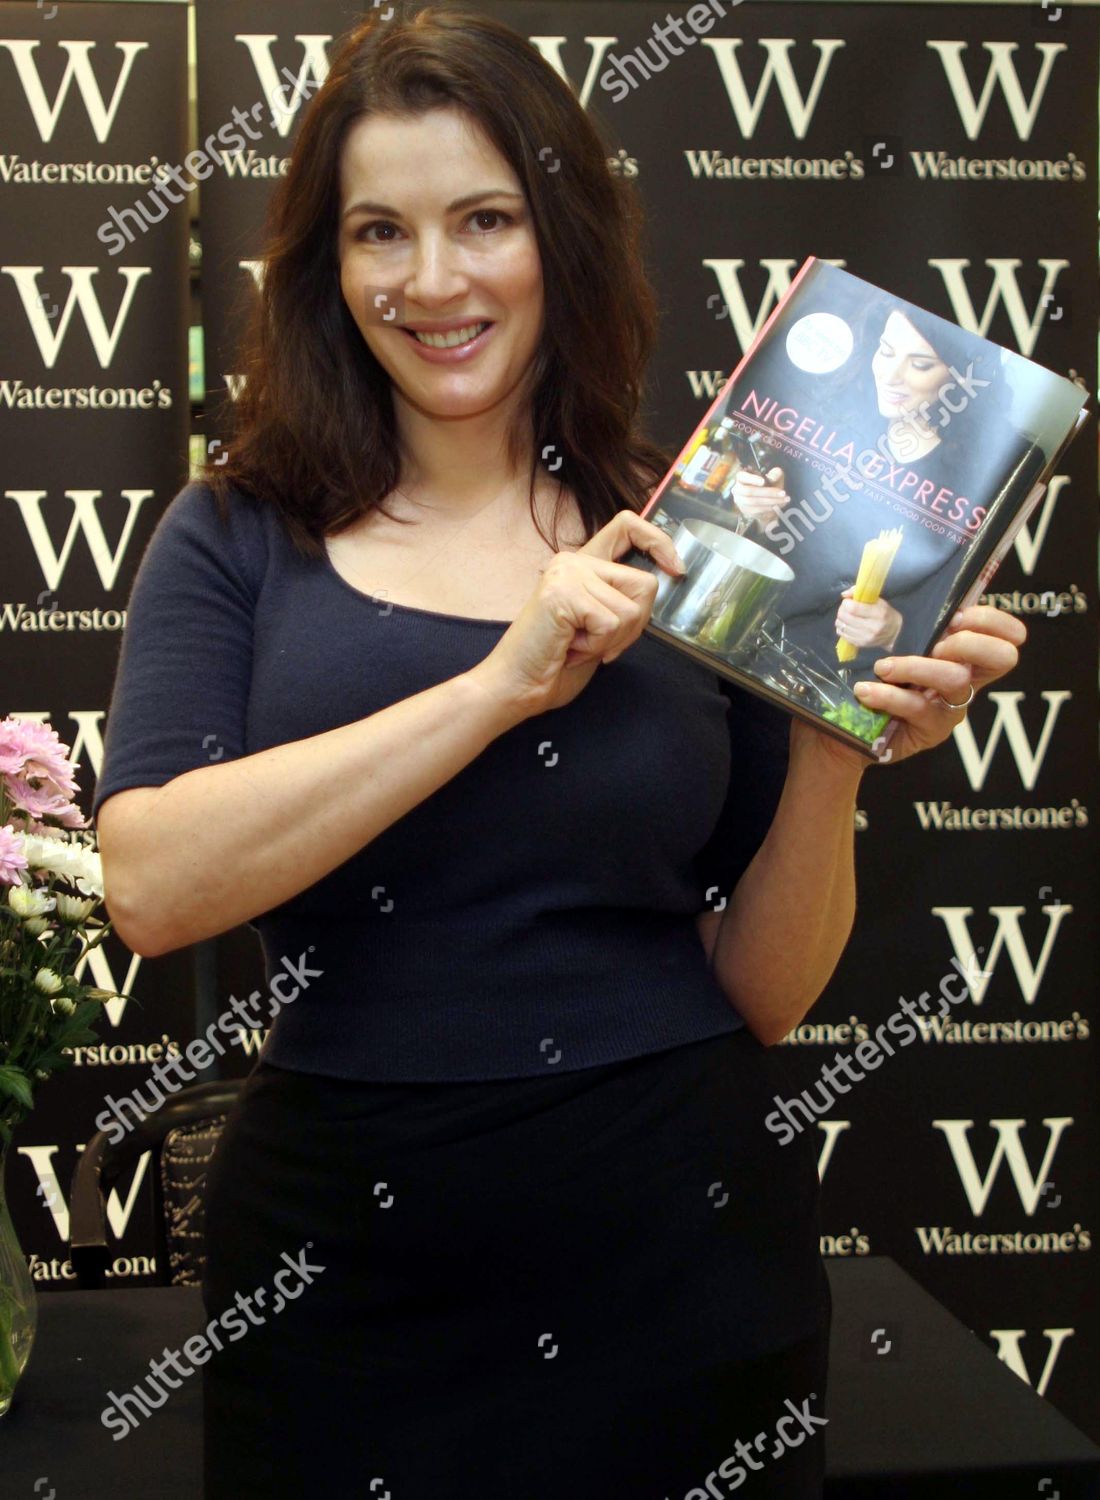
[201, 2, 674, 561]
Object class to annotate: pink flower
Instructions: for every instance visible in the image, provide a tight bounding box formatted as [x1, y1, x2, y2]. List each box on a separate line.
[4, 777, 88, 826]
[0, 824, 29, 885]
[0, 716, 86, 828]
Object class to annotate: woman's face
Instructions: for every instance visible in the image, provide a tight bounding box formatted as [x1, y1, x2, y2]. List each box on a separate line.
[337, 106, 544, 423]
[870, 311, 950, 422]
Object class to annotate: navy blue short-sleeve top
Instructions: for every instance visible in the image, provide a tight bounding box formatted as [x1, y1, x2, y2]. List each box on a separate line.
[91, 482, 791, 1081]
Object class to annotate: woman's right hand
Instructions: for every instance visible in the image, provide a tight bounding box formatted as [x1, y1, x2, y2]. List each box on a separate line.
[465, 511, 686, 721]
[732, 465, 790, 529]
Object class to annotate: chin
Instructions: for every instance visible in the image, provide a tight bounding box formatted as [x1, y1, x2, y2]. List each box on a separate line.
[403, 387, 507, 420]
[877, 394, 911, 418]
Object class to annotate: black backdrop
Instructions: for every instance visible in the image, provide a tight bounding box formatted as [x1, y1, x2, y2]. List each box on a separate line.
[1, 0, 191, 1281]
[2, 0, 1097, 1448]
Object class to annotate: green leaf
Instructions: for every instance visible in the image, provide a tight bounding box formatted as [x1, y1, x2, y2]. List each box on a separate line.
[60, 1030, 97, 1048]
[0, 1065, 34, 1111]
[49, 1023, 94, 1050]
[32, 1051, 68, 1072]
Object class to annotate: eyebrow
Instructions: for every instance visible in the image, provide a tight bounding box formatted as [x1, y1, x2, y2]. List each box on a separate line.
[342, 189, 524, 221]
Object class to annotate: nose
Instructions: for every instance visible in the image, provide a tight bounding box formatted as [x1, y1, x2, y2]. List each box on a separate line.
[878, 354, 908, 388]
[403, 229, 469, 305]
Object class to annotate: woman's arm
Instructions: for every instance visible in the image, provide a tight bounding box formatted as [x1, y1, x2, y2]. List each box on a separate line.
[696, 728, 863, 1046]
[96, 672, 521, 959]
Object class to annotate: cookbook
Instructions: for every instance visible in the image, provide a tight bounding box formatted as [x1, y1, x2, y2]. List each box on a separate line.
[623, 256, 1090, 759]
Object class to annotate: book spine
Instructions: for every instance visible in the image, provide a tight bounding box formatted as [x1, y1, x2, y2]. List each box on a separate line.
[934, 401, 1089, 633]
[951, 478, 1048, 616]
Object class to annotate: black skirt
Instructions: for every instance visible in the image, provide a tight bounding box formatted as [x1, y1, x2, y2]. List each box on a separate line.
[200, 1025, 831, 1498]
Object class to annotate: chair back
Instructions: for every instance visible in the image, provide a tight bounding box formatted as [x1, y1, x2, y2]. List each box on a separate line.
[69, 1079, 243, 1289]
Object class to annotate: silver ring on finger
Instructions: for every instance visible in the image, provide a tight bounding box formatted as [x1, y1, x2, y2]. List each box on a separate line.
[935, 682, 975, 713]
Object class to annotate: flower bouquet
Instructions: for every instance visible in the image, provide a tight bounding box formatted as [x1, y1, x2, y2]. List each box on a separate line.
[0, 716, 124, 1414]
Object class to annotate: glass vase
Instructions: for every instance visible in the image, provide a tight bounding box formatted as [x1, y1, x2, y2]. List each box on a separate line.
[0, 1138, 37, 1416]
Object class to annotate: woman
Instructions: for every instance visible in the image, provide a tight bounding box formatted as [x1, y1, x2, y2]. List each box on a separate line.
[732, 294, 1045, 666]
[91, 8, 1027, 1497]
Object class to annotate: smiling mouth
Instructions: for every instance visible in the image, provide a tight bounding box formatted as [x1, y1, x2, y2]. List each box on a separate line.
[403, 321, 492, 350]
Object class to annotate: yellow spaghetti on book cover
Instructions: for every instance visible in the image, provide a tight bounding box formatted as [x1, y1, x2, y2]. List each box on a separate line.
[836, 528, 903, 662]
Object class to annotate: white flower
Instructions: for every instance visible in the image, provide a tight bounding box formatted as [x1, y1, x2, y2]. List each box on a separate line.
[49, 994, 76, 1016]
[20, 834, 103, 898]
[55, 892, 97, 924]
[8, 883, 55, 919]
[24, 916, 50, 937]
[35, 968, 64, 996]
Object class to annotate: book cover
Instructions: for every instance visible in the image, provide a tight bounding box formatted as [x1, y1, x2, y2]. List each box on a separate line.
[624, 256, 1090, 759]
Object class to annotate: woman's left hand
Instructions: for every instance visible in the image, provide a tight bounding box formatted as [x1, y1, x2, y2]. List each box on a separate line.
[792, 603, 1028, 772]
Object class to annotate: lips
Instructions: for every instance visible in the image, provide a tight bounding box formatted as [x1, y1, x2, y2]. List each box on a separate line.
[400, 320, 496, 364]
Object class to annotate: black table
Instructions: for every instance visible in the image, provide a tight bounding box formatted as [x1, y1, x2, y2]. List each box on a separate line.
[2, 1257, 1098, 1497]
[823, 1257, 1099, 1497]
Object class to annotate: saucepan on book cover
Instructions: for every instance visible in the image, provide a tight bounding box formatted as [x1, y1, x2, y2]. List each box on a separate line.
[648, 518, 795, 655]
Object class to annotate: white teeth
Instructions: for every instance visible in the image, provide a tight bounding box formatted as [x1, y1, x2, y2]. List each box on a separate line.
[409, 322, 488, 349]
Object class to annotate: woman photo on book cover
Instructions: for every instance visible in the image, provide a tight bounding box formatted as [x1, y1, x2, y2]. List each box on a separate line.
[91, 8, 1032, 1498]
[729, 291, 1049, 674]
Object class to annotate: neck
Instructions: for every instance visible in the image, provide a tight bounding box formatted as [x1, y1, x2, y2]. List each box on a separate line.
[393, 387, 537, 519]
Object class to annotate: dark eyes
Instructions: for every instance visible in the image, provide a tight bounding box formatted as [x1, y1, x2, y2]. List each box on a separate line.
[353, 209, 514, 244]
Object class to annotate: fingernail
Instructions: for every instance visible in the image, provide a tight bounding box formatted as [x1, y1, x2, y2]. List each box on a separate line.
[875, 658, 894, 674]
[671, 554, 687, 574]
[950, 612, 963, 627]
[854, 682, 873, 698]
